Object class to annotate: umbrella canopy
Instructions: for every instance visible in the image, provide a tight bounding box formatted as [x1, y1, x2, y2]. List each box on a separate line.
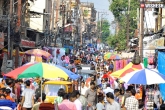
[111, 62, 143, 78]
[121, 69, 165, 85]
[132, 63, 144, 69]
[104, 52, 117, 60]
[5, 62, 79, 80]
[111, 62, 133, 78]
[110, 54, 121, 60]
[104, 52, 114, 60]
[25, 49, 52, 59]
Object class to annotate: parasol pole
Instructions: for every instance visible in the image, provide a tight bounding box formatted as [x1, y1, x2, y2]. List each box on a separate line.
[54, 48, 56, 65]
[40, 78, 42, 101]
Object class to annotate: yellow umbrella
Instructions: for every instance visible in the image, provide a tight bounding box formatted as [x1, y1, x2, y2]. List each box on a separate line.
[111, 62, 136, 78]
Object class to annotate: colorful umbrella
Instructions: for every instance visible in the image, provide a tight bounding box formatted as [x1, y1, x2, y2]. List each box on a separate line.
[109, 54, 121, 60]
[104, 52, 117, 60]
[25, 49, 52, 59]
[5, 62, 79, 80]
[104, 52, 113, 60]
[111, 62, 143, 78]
[121, 69, 165, 85]
[132, 63, 144, 69]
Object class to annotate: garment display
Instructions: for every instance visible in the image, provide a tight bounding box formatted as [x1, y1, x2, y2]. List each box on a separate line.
[143, 58, 148, 68]
[123, 59, 127, 67]
[116, 60, 120, 71]
[120, 60, 124, 69]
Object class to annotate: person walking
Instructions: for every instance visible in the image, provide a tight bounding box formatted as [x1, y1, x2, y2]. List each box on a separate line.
[70, 92, 82, 110]
[74, 90, 87, 110]
[85, 82, 97, 110]
[96, 97, 105, 110]
[21, 80, 35, 110]
[106, 92, 120, 110]
[0, 79, 6, 88]
[124, 89, 139, 110]
[58, 93, 77, 110]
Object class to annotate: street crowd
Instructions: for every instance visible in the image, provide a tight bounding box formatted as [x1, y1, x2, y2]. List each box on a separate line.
[0, 49, 164, 110]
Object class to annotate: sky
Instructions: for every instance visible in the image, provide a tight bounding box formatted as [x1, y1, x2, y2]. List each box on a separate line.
[80, 0, 115, 33]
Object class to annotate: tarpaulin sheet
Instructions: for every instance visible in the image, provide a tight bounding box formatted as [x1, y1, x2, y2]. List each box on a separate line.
[158, 51, 165, 100]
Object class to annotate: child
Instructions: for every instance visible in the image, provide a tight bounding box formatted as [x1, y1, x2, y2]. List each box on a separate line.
[96, 97, 105, 110]
[4, 89, 15, 102]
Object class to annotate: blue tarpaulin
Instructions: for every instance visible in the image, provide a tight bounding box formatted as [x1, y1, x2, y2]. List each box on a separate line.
[158, 51, 165, 100]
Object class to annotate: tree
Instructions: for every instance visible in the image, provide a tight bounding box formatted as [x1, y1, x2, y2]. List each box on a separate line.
[107, 0, 139, 50]
[97, 20, 111, 43]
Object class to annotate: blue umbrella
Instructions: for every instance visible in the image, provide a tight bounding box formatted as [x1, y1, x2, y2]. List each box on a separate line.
[121, 68, 165, 85]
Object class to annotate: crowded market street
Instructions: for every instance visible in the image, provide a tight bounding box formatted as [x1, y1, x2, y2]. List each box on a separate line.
[0, 0, 165, 110]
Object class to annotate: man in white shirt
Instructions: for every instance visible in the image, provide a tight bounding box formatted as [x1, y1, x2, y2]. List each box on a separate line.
[79, 81, 88, 96]
[103, 83, 114, 94]
[21, 80, 35, 109]
[96, 73, 101, 86]
[103, 83, 114, 104]
[70, 91, 82, 110]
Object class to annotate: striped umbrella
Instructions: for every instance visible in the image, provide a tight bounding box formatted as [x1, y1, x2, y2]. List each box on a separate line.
[121, 69, 165, 85]
[5, 62, 79, 80]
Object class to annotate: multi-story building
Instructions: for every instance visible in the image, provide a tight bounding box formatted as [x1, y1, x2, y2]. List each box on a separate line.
[80, 2, 97, 45]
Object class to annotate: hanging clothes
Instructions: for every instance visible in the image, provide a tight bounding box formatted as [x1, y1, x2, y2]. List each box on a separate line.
[148, 56, 154, 65]
[113, 61, 116, 72]
[116, 60, 120, 71]
[127, 59, 131, 64]
[123, 59, 127, 67]
[120, 60, 124, 69]
[65, 55, 70, 64]
[35, 56, 42, 62]
[143, 58, 148, 68]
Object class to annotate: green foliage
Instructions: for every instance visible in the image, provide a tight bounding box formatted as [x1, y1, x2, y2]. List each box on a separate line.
[107, 0, 139, 50]
[83, 10, 89, 17]
[97, 20, 110, 43]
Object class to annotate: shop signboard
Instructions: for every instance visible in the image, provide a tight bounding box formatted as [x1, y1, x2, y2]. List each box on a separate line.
[21, 39, 35, 47]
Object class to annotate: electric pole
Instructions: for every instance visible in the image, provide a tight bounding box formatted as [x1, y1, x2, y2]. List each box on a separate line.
[15, 0, 22, 68]
[8, 0, 13, 60]
[51, 0, 55, 46]
[139, 0, 144, 62]
[126, 0, 130, 48]
[62, 1, 66, 47]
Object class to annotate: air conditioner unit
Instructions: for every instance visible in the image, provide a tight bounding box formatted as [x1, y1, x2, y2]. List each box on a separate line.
[7, 60, 13, 68]
[6, 68, 13, 74]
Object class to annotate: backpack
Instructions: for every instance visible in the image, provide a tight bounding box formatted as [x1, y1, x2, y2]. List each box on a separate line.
[148, 56, 154, 65]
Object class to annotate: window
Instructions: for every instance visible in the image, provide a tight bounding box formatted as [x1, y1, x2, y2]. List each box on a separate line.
[44, 84, 66, 96]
